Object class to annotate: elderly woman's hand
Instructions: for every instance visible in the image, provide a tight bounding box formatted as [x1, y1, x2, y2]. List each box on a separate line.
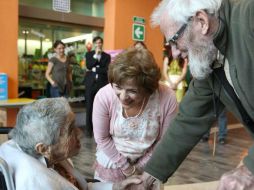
[217, 165, 254, 190]
[126, 172, 162, 190]
[112, 176, 142, 190]
[122, 165, 138, 177]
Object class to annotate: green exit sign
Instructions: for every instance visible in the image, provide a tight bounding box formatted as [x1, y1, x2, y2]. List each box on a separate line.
[133, 16, 145, 24]
[132, 24, 145, 41]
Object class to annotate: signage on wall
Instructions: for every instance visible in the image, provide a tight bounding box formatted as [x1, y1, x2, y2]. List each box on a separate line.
[0, 73, 8, 100]
[53, 0, 71, 13]
[132, 23, 145, 41]
[133, 16, 145, 24]
[132, 16, 145, 41]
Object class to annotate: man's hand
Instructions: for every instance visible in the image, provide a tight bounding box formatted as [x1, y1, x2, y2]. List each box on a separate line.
[92, 67, 96, 72]
[112, 176, 142, 190]
[217, 165, 254, 190]
[95, 47, 102, 55]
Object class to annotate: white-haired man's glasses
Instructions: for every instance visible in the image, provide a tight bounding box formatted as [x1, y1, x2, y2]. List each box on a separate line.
[166, 23, 187, 46]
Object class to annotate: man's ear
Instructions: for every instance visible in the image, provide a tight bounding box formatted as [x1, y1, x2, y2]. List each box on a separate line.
[35, 143, 50, 156]
[195, 10, 210, 35]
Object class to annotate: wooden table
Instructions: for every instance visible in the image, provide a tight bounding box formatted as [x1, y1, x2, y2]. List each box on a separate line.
[0, 98, 35, 127]
[164, 181, 219, 190]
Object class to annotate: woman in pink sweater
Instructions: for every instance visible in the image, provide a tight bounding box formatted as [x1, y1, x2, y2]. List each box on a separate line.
[92, 48, 178, 182]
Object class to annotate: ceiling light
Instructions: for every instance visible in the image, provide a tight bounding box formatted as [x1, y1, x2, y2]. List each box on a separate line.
[62, 34, 93, 44]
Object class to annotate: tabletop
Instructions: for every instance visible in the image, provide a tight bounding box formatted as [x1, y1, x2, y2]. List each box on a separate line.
[0, 98, 35, 108]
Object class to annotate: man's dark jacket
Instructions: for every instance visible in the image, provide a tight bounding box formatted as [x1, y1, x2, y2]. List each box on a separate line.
[84, 50, 110, 89]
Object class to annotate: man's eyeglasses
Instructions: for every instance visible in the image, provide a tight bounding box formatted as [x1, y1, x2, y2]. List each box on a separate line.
[166, 23, 187, 46]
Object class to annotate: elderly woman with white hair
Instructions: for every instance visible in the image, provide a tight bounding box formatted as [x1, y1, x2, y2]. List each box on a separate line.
[0, 98, 141, 190]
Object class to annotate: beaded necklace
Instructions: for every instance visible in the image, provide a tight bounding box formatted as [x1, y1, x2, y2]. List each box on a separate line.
[124, 98, 146, 118]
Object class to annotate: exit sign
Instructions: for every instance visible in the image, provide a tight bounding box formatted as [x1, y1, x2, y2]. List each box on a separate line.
[133, 16, 145, 24]
[132, 24, 145, 41]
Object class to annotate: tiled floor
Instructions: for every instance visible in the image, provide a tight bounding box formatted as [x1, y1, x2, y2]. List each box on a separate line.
[72, 124, 253, 185]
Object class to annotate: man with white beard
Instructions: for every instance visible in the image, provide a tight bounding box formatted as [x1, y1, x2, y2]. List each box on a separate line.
[128, 0, 254, 189]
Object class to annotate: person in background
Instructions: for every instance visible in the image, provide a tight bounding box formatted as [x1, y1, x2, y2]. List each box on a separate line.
[84, 36, 111, 137]
[129, 0, 254, 189]
[201, 108, 228, 144]
[68, 51, 85, 88]
[0, 98, 142, 190]
[45, 40, 72, 97]
[92, 48, 177, 183]
[162, 45, 188, 102]
[133, 41, 147, 50]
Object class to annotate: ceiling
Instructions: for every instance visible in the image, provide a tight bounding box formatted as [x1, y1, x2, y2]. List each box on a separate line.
[19, 18, 97, 41]
[18, 0, 104, 41]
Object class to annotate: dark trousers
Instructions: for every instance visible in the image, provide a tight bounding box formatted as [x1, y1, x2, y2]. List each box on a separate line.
[50, 86, 67, 98]
[203, 109, 228, 140]
[85, 82, 106, 136]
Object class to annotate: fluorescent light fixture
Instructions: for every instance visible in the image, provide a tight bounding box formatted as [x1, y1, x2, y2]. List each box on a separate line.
[62, 34, 93, 44]
[31, 29, 45, 38]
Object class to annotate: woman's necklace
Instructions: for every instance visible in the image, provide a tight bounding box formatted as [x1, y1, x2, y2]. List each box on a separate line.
[124, 98, 146, 118]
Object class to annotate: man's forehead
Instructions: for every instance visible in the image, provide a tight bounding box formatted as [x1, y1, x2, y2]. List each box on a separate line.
[159, 12, 179, 39]
[95, 39, 102, 43]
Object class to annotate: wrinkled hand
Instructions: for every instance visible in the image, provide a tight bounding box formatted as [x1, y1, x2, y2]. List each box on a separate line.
[127, 172, 161, 190]
[217, 165, 254, 190]
[112, 176, 142, 190]
[133, 165, 143, 176]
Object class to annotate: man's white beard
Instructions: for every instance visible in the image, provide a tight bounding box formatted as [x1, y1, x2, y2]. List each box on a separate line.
[188, 41, 217, 80]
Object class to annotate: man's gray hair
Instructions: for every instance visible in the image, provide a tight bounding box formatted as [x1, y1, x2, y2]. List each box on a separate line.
[9, 98, 72, 158]
[151, 0, 222, 26]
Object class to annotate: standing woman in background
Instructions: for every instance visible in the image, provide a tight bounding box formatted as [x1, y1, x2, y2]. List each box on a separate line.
[163, 45, 188, 102]
[45, 40, 72, 97]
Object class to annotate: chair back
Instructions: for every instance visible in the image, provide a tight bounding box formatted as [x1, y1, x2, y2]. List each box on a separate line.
[0, 157, 15, 190]
[0, 127, 14, 190]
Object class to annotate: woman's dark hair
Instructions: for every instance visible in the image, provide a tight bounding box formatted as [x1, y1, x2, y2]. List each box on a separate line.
[108, 47, 161, 94]
[53, 40, 65, 48]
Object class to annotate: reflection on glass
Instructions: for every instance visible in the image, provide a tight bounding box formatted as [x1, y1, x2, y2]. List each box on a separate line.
[18, 20, 102, 99]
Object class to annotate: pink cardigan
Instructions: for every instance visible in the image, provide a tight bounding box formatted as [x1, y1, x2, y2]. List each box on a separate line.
[93, 83, 178, 170]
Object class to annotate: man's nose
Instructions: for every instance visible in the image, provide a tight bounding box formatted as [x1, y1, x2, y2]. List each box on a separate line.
[172, 45, 188, 59]
[171, 45, 181, 59]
